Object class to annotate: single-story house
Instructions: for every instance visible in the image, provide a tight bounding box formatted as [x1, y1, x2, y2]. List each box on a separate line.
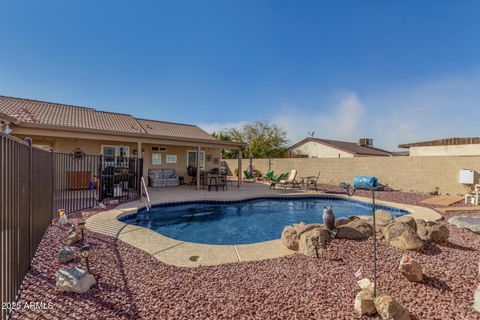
[398, 137, 480, 156]
[287, 137, 393, 158]
[0, 95, 245, 188]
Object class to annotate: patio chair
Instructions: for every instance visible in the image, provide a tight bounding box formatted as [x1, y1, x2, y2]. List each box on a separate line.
[305, 170, 320, 190]
[263, 170, 274, 180]
[269, 172, 289, 189]
[277, 170, 301, 190]
[243, 170, 256, 183]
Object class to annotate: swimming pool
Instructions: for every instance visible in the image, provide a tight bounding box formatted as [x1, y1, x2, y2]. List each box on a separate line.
[119, 197, 408, 245]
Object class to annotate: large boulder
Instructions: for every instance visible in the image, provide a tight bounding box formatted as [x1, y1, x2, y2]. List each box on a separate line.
[337, 219, 374, 240]
[335, 216, 359, 227]
[383, 222, 424, 251]
[281, 222, 323, 251]
[395, 216, 416, 231]
[374, 295, 410, 320]
[58, 246, 75, 263]
[374, 210, 394, 226]
[354, 289, 376, 315]
[298, 227, 330, 257]
[281, 226, 299, 250]
[56, 267, 96, 294]
[416, 220, 449, 243]
[398, 255, 423, 282]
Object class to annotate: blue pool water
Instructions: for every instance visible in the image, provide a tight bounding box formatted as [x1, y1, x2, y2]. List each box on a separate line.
[119, 197, 407, 245]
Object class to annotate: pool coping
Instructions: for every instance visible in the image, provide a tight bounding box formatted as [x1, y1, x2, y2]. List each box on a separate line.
[85, 193, 442, 268]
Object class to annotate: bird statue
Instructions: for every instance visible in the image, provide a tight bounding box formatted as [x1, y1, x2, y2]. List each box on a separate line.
[323, 206, 335, 231]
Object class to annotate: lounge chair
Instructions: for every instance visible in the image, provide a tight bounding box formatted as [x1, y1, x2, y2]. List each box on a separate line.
[263, 170, 274, 180]
[243, 170, 256, 182]
[277, 170, 301, 189]
[269, 172, 289, 189]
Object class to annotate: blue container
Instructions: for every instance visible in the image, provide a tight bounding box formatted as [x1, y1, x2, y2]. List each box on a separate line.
[353, 176, 378, 190]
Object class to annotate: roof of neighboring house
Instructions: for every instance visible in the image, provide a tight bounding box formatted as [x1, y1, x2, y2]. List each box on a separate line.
[0, 95, 220, 143]
[287, 137, 393, 156]
[398, 137, 480, 148]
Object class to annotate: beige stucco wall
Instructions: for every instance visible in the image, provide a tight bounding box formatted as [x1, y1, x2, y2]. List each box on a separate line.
[409, 144, 480, 156]
[290, 141, 354, 158]
[15, 135, 222, 180]
[224, 156, 480, 195]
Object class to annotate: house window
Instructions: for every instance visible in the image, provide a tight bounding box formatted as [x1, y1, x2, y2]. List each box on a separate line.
[102, 145, 130, 161]
[152, 153, 161, 165]
[187, 150, 205, 169]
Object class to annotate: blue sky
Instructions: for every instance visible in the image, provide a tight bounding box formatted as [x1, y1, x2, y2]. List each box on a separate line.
[1, 1, 479, 150]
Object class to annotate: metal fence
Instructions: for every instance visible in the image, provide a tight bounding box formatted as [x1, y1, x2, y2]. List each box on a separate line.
[1, 134, 54, 320]
[53, 154, 143, 214]
[1, 134, 144, 319]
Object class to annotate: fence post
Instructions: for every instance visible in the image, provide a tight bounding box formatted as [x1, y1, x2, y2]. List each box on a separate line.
[98, 154, 103, 203]
[24, 137, 33, 261]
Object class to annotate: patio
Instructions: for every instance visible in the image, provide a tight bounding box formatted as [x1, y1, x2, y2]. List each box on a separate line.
[9, 184, 480, 319]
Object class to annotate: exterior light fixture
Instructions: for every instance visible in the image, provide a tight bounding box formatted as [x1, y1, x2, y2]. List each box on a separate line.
[1, 121, 12, 134]
[81, 244, 92, 274]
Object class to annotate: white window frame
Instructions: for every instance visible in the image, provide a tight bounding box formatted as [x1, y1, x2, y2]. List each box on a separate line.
[101, 145, 130, 160]
[187, 150, 205, 169]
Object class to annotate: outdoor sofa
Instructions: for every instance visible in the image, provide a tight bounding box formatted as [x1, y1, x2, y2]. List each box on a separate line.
[148, 168, 179, 187]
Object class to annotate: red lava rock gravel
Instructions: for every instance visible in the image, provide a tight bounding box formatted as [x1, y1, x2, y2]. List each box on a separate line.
[9, 189, 480, 319]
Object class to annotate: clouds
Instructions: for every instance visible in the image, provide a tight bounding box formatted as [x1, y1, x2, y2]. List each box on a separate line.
[198, 69, 480, 150]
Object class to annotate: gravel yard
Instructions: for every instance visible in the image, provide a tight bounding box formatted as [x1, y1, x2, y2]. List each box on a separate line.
[10, 188, 480, 319]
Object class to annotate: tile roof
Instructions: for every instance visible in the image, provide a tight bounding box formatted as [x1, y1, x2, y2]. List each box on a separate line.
[0, 95, 215, 141]
[288, 137, 392, 156]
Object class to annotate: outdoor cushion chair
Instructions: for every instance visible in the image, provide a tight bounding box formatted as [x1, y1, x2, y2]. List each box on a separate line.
[269, 172, 289, 189]
[277, 169, 301, 190]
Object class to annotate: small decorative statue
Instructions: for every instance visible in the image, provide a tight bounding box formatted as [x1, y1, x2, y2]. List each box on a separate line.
[323, 206, 335, 231]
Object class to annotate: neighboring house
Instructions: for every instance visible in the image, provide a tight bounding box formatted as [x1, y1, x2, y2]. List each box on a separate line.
[0, 95, 244, 184]
[287, 137, 393, 158]
[399, 137, 480, 156]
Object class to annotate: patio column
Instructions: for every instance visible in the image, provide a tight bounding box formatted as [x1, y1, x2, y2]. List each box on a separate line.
[196, 145, 201, 190]
[237, 148, 242, 188]
[137, 142, 142, 159]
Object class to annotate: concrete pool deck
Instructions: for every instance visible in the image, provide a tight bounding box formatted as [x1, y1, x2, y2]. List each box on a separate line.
[85, 183, 442, 267]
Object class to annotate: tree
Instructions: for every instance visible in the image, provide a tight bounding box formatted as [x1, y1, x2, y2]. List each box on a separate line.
[214, 121, 288, 159]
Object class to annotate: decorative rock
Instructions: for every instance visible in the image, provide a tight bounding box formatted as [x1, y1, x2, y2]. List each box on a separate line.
[56, 267, 96, 294]
[357, 278, 375, 292]
[374, 210, 394, 226]
[68, 232, 81, 245]
[281, 226, 299, 250]
[448, 216, 480, 234]
[58, 246, 75, 263]
[334, 216, 359, 227]
[374, 295, 410, 320]
[395, 216, 416, 231]
[416, 220, 449, 242]
[336, 219, 374, 240]
[398, 254, 423, 282]
[354, 289, 376, 315]
[293, 222, 322, 236]
[298, 227, 329, 257]
[383, 222, 424, 251]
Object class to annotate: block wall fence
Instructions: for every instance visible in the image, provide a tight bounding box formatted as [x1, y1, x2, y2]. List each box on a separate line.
[223, 156, 480, 195]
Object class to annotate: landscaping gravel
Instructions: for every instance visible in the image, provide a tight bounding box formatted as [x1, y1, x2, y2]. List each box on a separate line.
[10, 189, 480, 319]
